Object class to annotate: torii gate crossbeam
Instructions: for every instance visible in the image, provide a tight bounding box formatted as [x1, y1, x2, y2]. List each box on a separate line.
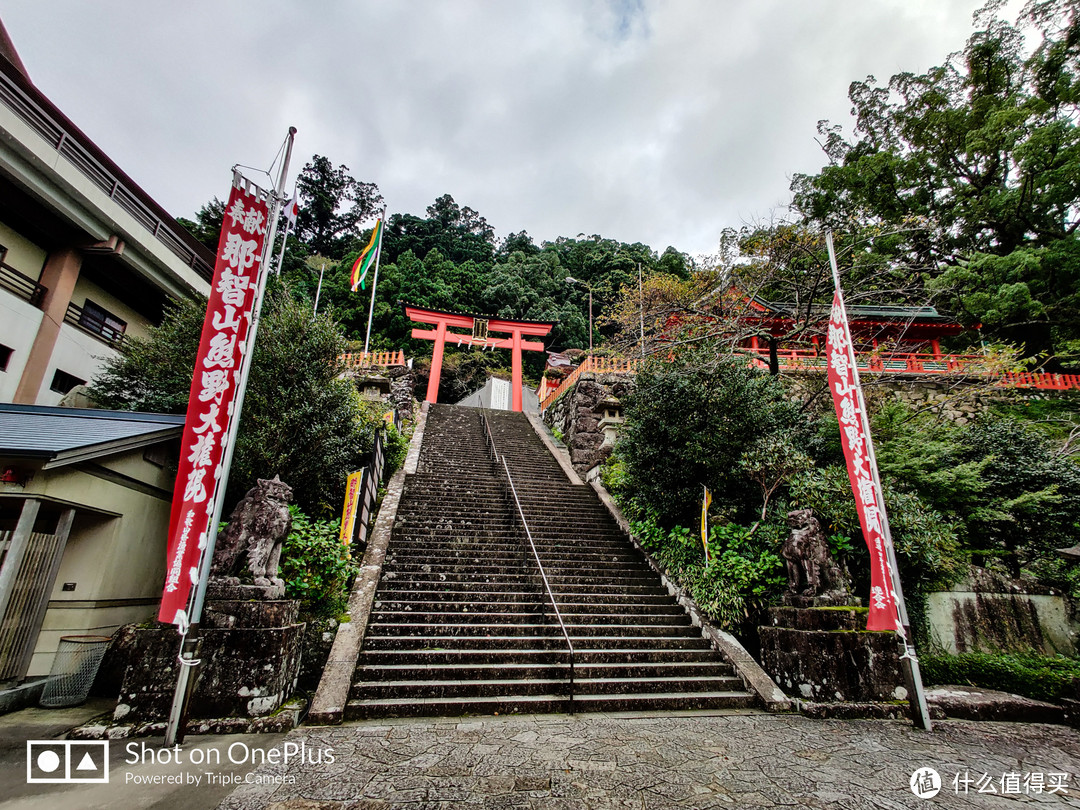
[405, 304, 553, 412]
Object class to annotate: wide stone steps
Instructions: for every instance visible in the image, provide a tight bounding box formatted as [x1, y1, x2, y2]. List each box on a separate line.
[351, 403, 754, 718]
[374, 584, 672, 599]
[380, 560, 651, 577]
[384, 541, 636, 556]
[369, 620, 701, 638]
[373, 599, 685, 615]
[359, 647, 722, 666]
[362, 634, 716, 651]
[345, 690, 757, 720]
[377, 571, 662, 587]
[370, 609, 691, 626]
[373, 590, 676, 606]
[351, 674, 745, 702]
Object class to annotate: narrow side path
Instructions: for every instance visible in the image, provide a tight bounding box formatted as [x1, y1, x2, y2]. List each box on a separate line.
[217, 712, 1080, 809]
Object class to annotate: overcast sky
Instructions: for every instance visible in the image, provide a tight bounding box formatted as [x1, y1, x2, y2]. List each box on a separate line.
[4, 1, 1000, 258]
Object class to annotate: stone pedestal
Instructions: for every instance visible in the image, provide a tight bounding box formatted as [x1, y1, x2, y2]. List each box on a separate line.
[758, 606, 906, 703]
[111, 598, 305, 725]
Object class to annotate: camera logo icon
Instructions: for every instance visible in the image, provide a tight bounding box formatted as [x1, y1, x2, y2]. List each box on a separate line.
[26, 740, 109, 783]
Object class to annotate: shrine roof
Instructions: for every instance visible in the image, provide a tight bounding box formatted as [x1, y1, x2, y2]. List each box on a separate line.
[749, 295, 953, 323]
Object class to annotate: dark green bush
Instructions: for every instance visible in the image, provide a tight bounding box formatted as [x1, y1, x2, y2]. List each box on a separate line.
[617, 352, 809, 528]
[279, 505, 359, 618]
[921, 651, 1080, 703]
[632, 515, 786, 635]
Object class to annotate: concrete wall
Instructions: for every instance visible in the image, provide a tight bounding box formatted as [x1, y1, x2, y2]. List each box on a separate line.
[70, 275, 154, 341]
[0, 220, 47, 276]
[33, 323, 120, 406]
[926, 569, 1078, 657]
[0, 292, 43, 402]
[0, 221, 47, 402]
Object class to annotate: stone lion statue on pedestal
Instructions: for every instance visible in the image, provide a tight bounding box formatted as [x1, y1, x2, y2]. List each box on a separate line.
[210, 476, 293, 599]
[782, 508, 851, 602]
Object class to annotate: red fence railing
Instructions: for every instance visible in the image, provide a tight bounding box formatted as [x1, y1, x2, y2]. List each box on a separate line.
[340, 350, 407, 368]
[539, 349, 1080, 412]
[539, 356, 641, 411]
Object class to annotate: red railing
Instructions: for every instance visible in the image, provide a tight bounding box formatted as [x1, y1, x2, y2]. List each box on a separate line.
[340, 350, 407, 368]
[540, 349, 1079, 412]
[540, 356, 641, 411]
[747, 348, 986, 374]
[746, 348, 1080, 390]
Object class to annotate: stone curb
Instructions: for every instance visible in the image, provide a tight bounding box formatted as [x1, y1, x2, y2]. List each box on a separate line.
[306, 408, 428, 725]
[524, 410, 583, 485]
[585, 478, 793, 713]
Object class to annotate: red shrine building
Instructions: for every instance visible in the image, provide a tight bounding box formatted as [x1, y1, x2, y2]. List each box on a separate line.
[733, 294, 971, 374]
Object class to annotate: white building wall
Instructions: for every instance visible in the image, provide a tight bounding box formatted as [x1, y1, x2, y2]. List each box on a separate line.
[0, 292, 43, 402]
[70, 276, 154, 341]
[34, 323, 120, 406]
[0, 221, 47, 277]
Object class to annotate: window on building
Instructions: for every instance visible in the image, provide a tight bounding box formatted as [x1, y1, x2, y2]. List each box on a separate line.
[49, 369, 86, 395]
[0, 344, 11, 372]
[79, 299, 127, 342]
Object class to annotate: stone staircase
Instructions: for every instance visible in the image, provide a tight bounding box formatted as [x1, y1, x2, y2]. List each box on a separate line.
[346, 403, 757, 718]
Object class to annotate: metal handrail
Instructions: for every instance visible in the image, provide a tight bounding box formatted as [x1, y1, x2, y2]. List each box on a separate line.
[480, 408, 499, 465]
[479, 410, 575, 710]
[0, 261, 46, 307]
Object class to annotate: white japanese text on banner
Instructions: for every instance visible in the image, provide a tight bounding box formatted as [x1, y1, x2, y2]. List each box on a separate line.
[826, 292, 901, 632]
[158, 178, 271, 626]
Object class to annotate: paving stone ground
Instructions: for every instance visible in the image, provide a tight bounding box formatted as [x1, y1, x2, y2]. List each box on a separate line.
[216, 710, 1080, 809]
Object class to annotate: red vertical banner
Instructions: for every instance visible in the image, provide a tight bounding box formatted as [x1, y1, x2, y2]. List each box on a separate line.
[159, 177, 271, 626]
[826, 292, 900, 632]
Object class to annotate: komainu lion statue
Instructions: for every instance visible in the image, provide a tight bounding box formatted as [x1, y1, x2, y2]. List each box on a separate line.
[210, 476, 293, 598]
[782, 508, 849, 599]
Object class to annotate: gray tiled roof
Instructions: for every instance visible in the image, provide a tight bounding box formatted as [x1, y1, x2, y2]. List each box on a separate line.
[0, 404, 184, 465]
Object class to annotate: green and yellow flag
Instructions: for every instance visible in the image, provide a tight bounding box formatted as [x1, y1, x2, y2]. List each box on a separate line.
[350, 219, 382, 291]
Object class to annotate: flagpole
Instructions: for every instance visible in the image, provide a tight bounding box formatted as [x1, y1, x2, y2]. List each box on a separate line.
[273, 220, 291, 276]
[825, 230, 932, 731]
[362, 209, 387, 355]
[313, 262, 325, 317]
[164, 127, 297, 747]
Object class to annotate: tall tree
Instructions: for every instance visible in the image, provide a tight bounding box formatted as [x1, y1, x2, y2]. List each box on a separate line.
[176, 197, 225, 253]
[382, 193, 497, 266]
[295, 155, 383, 260]
[88, 291, 377, 515]
[791, 0, 1080, 361]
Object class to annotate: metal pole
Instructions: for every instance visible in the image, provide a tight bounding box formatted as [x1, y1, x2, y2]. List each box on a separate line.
[825, 230, 932, 731]
[638, 262, 644, 359]
[313, 262, 325, 316]
[588, 288, 593, 354]
[273, 219, 290, 276]
[363, 210, 387, 355]
[164, 127, 297, 747]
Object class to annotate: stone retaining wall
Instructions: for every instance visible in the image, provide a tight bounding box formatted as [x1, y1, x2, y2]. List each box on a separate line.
[542, 372, 634, 473]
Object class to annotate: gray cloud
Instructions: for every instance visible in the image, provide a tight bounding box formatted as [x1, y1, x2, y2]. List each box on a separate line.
[4, 0, 991, 256]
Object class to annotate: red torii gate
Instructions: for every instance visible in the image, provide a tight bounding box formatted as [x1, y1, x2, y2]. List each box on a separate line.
[405, 303, 553, 412]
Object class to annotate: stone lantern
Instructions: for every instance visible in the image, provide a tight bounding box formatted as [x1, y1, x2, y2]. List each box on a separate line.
[594, 396, 625, 447]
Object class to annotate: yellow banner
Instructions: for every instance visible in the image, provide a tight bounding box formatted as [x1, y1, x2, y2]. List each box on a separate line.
[339, 470, 364, 545]
[701, 485, 712, 561]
